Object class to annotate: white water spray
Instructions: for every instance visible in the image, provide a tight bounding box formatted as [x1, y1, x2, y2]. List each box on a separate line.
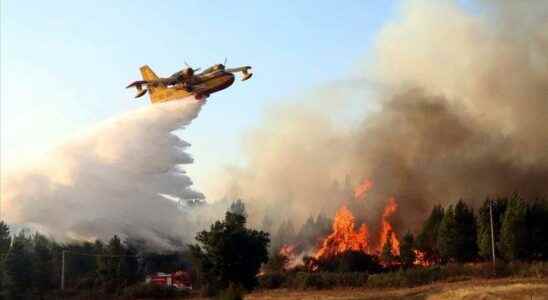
[2, 98, 206, 248]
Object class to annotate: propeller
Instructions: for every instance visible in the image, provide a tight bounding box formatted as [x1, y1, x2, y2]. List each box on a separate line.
[183, 61, 200, 73]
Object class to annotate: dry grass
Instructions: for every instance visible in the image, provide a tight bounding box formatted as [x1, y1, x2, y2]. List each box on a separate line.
[241, 278, 548, 300]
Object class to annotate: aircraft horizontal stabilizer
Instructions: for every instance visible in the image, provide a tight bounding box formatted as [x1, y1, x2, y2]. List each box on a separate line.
[242, 73, 253, 81]
[135, 89, 147, 98]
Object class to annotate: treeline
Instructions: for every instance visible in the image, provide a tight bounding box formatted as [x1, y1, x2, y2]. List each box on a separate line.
[259, 195, 548, 290]
[266, 195, 548, 272]
[0, 223, 192, 299]
[0, 200, 268, 299]
[0, 196, 546, 298]
[413, 195, 548, 265]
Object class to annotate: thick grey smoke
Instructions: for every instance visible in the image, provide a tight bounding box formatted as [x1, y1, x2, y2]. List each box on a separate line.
[2, 98, 215, 248]
[210, 1, 548, 234]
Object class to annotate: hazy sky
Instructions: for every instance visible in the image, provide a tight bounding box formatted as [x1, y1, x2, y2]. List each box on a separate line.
[1, 1, 398, 192]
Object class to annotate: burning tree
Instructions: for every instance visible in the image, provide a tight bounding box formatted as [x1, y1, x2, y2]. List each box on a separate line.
[399, 232, 416, 268]
[380, 230, 398, 266]
[314, 205, 371, 260]
[305, 179, 402, 271]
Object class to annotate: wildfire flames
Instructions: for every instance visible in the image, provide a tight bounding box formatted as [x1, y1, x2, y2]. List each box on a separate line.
[279, 244, 296, 258]
[377, 197, 400, 255]
[354, 179, 373, 199]
[413, 250, 431, 267]
[314, 205, 370, 259]
[314, 179, 400, 260]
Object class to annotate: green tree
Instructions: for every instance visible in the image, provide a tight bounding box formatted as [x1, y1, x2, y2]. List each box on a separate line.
[453, 200, 477, 262]
[416, 205, 444, 263]
[437, 205, 458, 262]
[122, 239, 141, 284]
[477, 197, 507, 260]
[0, 221, 12, 297]
[499, 195, 529, 260]
[229, 199, 247, 217]
[190, 204, 270, 296]
[271, 220, 296, 252]
[526, 199, 548, 259]
[96, 235, 126, 284]
[399, 231, 416, 268]
[263, 252, 288, 273]
[4, 231, 33, 299]
[0, 222, 10, 255]
[32, 233, 54, 296]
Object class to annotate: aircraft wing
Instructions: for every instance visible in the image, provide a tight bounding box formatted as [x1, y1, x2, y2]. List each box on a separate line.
[225, 66, 253, 81]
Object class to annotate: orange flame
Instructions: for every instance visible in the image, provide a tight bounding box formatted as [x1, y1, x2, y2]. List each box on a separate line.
[314, 205, 370, 259]
[279, 244, 295, 257]
[377, 197, 400, 255]
[413, 250, 431, 266]
[314, 179, 402, 261]
[354, 179, 373, 199]
[279, 244, 298, 269]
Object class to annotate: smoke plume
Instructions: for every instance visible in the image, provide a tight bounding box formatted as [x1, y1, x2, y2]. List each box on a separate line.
[2, 99, 212, 248]
[211, 1, 548, 233]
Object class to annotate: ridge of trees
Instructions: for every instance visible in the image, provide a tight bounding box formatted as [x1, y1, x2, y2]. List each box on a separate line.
[0, 195, 546, 298]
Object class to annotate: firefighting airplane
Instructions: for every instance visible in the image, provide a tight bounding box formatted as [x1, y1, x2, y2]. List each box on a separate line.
[126, 62, 252, 103]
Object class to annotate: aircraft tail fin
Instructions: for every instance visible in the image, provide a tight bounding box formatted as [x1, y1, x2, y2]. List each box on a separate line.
[140, 65, 166, 99]
[140, 65, 159, 81]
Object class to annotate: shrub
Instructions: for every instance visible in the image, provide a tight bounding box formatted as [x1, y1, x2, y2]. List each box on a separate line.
[526, 261, 548, 278]
[122, 283, 189, 299]
[294, 272, 329, 289]
[217, 283, 244, 300]
[258, 272, 287, 289]
[259, 261, 548, 291]
[290, 272, 367, 289]
[507, 261, 548, 278]
[367, 267, 442, 288]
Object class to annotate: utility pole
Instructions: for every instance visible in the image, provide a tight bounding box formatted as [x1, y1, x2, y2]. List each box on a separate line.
[61, 250, 66, 290]
[489, 199, 496, 267]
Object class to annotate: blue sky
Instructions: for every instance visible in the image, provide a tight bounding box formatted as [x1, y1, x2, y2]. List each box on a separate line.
[1, 1, 399, 190]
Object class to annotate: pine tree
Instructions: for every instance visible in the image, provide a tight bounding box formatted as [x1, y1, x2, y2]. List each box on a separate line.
[32, 233, 53, 296]
[4, 231, 33, 299]
[0, 221, 12, 297]
[107, 235, 124, 282]
[97, 236, 124, 283]
[526, 199, 548, 259]
[272, 220, 296, 252]
[122, 239, 140, 285]
[499, 195, 528, 260]
[416, 205, 444, 263]
[0, 221, 10, 255]
[437, 205, 458, 262]
[399, 231, 416, 268]
[453, 200, 477, 262]
[230, 199, 247, 217]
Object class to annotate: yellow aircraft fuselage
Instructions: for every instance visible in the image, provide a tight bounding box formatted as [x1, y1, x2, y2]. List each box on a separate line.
[139, 65, 235, 103]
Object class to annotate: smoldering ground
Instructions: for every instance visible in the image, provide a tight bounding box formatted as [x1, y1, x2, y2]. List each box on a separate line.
[1, 98, 224, 248]
[209, 0, 548, 235]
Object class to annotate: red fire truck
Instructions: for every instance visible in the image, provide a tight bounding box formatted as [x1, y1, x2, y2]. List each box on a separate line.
[145, 271, 192, 290]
